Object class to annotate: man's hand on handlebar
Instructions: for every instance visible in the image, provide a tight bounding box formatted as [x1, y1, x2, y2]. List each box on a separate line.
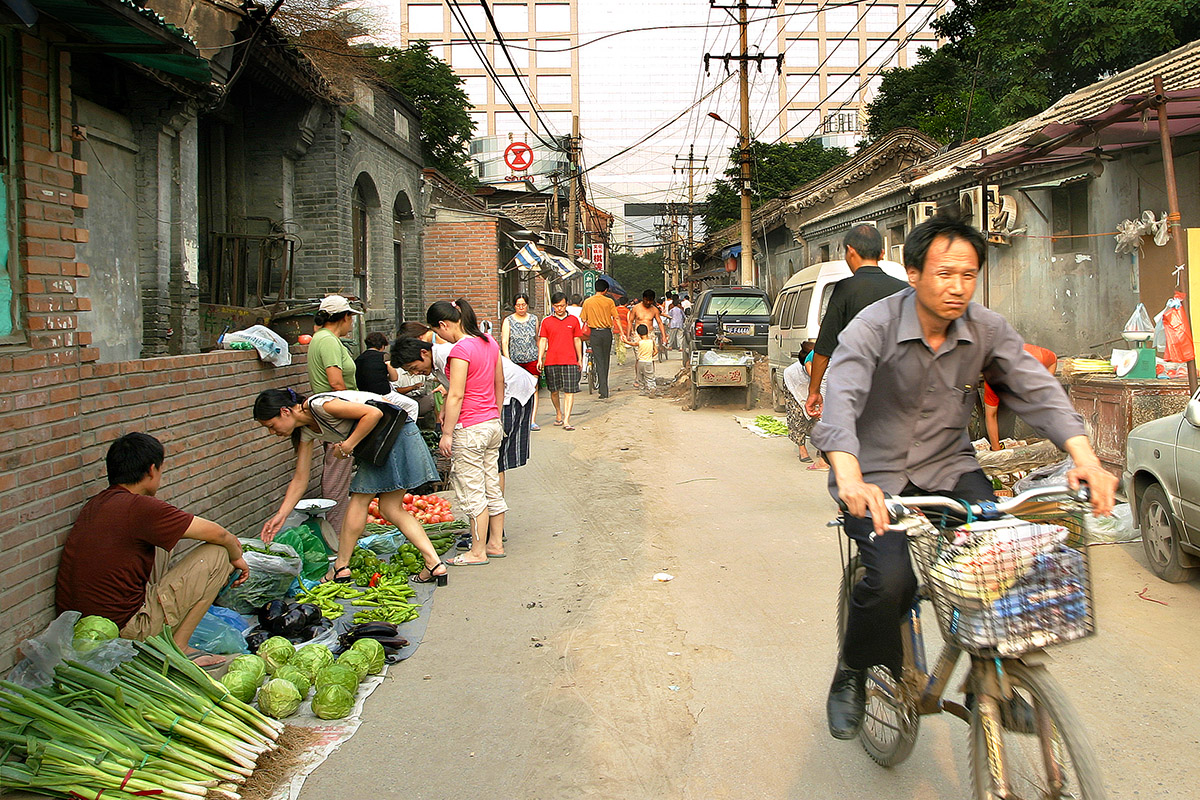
[838, 477, 891, 536]
[1065, 464, 1118, 516]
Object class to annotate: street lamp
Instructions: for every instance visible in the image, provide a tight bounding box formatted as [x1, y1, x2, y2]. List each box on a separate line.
[708, 112, 754, 286]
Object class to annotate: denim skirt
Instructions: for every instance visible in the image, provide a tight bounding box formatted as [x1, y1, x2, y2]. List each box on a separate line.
[349, 420, 440, 495]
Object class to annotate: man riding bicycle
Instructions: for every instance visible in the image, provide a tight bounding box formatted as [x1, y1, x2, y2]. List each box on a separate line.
[809, 211, 1117, 740]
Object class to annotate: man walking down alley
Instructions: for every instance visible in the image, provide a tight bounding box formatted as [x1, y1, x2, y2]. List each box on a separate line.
[580, 279, 621, 399]
[806, 225, 908, 417]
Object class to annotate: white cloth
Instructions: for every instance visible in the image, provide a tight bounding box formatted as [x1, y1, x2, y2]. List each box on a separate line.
[783, 360, 809, 405]
[501, 356, 538, 404]
[381, 389, 420, 419]
[431, 342, 454, 388]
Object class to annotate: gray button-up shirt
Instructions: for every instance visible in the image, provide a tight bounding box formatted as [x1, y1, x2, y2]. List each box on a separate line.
[810, 288, 1086, 496]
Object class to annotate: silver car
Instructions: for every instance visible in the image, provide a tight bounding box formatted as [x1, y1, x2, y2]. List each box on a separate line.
[1124, 388, 1200, 582]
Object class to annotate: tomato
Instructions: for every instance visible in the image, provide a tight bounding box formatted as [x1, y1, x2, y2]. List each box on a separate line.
[403, 493, 414, 503]
[298, 334, 312, 345]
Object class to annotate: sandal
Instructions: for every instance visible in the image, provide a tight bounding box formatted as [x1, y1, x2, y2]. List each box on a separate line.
[411, 562, 449, 586]
[562, 424, 575, 431]
[322, 565, 353, 584]
[553, 419, 564, 426]
[799, 455, 813, 463]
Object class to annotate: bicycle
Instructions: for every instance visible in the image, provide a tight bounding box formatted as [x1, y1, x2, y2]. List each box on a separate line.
[834, 485, 1106, 799]
[585, 345, 598, 395]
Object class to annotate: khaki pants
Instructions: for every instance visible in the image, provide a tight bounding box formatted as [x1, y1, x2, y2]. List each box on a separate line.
[120, 544, 233, 641]
[636, 361, 656, 391]
[450, 418, 507, 519]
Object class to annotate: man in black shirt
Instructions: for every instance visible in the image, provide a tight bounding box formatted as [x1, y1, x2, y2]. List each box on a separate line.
[805, 224, 908, 417]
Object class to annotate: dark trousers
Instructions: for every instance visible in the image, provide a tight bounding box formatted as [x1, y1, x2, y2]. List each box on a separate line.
[590, 328, 613, 397]
[841, 469, 996, 676]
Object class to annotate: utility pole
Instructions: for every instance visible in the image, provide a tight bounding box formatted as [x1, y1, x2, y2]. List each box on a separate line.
[567, 115, 580, 264]
[705, 1, 781, 287]
[674, 145, 708, 286]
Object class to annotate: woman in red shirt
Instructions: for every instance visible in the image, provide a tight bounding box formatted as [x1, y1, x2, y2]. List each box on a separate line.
[427, 298, 507, 564]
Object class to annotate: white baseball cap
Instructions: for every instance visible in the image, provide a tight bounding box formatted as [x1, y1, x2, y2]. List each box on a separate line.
[318, 294, 362, 315]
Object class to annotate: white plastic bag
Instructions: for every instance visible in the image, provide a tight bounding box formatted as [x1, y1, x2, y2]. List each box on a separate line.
[221, 324, 292, 367]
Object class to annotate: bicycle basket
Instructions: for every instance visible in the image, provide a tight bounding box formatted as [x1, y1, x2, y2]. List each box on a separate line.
[908, 518, 1095, 657]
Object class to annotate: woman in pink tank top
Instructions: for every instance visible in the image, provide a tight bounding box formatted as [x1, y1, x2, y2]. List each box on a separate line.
[427, 298, 507, 566]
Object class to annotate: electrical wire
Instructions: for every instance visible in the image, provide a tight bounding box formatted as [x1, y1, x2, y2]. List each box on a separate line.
[443, 0, 562, 150]
[478, 0, 563, 138]
[769, 0, 947, 142]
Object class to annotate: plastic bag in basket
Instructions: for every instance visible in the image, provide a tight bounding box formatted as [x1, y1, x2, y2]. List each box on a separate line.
[928, 520, 1067, 605]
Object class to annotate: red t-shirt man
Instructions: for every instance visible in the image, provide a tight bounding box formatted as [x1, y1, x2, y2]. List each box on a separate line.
[539, 313, 583, 366]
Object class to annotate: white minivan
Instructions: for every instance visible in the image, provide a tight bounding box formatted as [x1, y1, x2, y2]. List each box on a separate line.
[768, 259, 907, 408]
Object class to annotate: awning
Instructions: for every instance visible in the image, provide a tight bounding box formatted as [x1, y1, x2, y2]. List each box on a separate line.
[512, 242, 543, 272]
[31, 0, 211, 84]
[977, 88, 1200, 173]
[720, 243, 742, 260]
[545, 255, 580, 280]
[603, 275, 628, 299]
[1014, 172, 1095, 191]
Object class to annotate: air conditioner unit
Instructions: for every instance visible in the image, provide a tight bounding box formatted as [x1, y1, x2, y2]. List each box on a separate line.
[907, 202, 936, 231]
[987, 194, 1021, 245]
[958, 186, 1001, 231]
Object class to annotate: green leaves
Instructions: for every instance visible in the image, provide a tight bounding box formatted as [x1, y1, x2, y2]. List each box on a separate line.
[369, 42, 479, 188]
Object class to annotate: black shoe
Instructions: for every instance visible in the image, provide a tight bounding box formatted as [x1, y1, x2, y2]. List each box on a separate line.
[455, 533, 472, 551]
[965, 693, 1038, 734]
[827, 665, 867, 740]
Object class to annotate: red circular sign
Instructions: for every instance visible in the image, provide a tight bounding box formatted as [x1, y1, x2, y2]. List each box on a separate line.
[504, 142, 533, 172]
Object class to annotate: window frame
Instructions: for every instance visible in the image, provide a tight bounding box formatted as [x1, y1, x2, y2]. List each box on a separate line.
[791, 286, 813, 329]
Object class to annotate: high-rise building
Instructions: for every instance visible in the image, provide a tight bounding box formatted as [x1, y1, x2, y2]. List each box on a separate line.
[392, 1, 580, 186]
[769, 2, 943, 149]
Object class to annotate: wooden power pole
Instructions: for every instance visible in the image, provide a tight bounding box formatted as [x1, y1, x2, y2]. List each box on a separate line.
[567, 115, 580, 262]
[674, 145, 708, 286]
[705, 1, 782, 287]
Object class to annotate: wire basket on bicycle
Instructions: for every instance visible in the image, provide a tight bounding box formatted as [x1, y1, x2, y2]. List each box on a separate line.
[906, 513, 1095, 657]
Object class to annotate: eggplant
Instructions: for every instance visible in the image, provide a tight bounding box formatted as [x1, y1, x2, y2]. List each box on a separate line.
[298, 623, 329, 642]
[275, 607, 309, 638]
[344, 621, 399, 641]
[244, 629, 271, 654]
[296, 603, 322, 627]
[257, 599, 287, 629]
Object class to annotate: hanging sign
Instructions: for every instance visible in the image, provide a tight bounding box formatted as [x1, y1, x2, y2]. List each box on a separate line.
[590, 243, 606, 272]
[504, 142, 533, 172]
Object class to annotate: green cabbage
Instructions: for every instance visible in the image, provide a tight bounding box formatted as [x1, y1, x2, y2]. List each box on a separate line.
[311, 684, 355, 720]
[290, 644, 334, 680]
[314, 664, 358, 696]
[219, 669, 260, 703]
[337, 649, 370, 682]
[226, 654, 267, 686]
[273, 664, 311, 698]
[349, 638, 385, 675]
[257, 678, 302, 719]
[258, 636, 295, 674]
[73, 615, 119, 652]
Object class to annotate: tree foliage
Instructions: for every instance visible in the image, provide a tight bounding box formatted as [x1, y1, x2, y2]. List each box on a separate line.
[370, 42, 478, 187]
[866, 0, 1200, 144]
[703, 140, 849, 232]
[609, 249, 666, 298]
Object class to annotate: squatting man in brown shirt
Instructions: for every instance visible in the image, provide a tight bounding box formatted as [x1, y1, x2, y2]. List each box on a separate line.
[56, 432, 250, 669]
[810, 211, 1117, 741]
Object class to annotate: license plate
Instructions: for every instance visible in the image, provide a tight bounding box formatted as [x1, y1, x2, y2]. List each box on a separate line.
[724, 324, 752, 335]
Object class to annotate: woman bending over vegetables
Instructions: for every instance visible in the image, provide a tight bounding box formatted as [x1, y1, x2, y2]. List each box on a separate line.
[253, 388, 449, 585]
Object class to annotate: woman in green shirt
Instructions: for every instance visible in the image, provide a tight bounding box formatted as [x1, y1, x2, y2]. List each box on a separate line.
[307, 295, 361, 533]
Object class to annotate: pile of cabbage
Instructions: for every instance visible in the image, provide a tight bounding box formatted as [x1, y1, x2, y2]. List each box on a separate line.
[220, 636, 384, 720]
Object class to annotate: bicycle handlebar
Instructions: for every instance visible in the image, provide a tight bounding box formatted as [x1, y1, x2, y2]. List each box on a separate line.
[883, 483, 1090, 528]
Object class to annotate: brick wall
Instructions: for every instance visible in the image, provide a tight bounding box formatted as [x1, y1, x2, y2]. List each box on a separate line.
[0, 346, 323, 672]
[422, 217, 502, 330]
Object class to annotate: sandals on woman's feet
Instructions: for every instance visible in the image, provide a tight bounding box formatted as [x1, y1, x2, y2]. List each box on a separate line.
[322, 565, 353, 584]
[411, 562, 449, 586]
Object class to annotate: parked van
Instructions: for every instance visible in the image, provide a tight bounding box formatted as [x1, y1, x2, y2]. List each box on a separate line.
[768, 259, 907, 408]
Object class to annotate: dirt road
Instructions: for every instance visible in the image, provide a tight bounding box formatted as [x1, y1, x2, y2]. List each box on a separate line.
[300, 354, 1200, 799]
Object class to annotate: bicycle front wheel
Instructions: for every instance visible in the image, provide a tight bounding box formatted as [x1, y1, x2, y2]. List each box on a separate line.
[837, 555, 920, 767]
[970, 661, 1106, 800]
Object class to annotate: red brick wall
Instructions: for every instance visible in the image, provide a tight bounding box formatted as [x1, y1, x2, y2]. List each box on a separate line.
[0, 347, 323, 672]
[422, 218, 501, 329]
[0, 36, 324, 670]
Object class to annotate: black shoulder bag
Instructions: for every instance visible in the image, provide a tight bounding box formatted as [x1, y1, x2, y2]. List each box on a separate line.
[310, 394, 408, 468]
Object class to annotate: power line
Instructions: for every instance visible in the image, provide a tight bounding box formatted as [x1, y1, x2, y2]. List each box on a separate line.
[478, 0, 563, 139]
[443, 0, 562, 150]
[772, 0, 947, 142]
